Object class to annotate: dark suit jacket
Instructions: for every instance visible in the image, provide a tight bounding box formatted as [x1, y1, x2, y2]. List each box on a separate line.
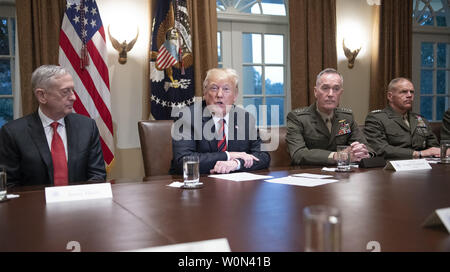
[170, 102, 270, 174]
[0, 112, 106, 187]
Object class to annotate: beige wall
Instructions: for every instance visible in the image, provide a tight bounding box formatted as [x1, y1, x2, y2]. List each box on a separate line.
[100, 0, 376, 180]
[97, 0, 150, 180]
[336, 0, 376, 125]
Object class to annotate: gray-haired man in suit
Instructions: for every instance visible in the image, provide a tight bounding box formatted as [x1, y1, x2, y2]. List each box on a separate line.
[0, 65, 106, 187]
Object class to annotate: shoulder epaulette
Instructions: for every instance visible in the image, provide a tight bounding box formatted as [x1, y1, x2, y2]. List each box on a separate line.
[293, 107, 309, 115]
[370, 109, 383, 114]
[337, 107, 353, 114]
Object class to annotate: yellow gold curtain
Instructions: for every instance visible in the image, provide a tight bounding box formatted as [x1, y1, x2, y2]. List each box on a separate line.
[289, 0, 337, 109]
[16, 0, 66, 116]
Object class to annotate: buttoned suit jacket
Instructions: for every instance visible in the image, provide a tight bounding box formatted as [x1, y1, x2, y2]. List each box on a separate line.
[170, 102, 271, 174]
[0, 112, 106, 187]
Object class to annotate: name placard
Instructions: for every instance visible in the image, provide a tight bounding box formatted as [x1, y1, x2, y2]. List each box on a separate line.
[45, 183, 113, 203]
[422, 207, 450, 234]
[384, 159, 432, 171]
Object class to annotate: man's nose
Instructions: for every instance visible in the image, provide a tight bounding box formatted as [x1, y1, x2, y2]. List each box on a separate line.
[69, 92, 77, 101]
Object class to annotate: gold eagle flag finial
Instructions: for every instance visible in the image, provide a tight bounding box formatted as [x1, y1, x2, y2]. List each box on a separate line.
[108, 25, 139, 64]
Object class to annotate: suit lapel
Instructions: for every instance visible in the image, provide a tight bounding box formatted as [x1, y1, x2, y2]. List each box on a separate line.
[202, 106, 217, 152]
[227, 108, 238, 151]
[65, 114, 76, 182]
[310, 105, 330, 138]
[28, 112, 54, 184]
[409, 114, 418, 136]
[387, 106, 410, 132]
[329, 116, 339, 146]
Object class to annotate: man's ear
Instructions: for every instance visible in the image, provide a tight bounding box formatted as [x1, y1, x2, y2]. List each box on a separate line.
[34, 88, 46, 104]
[387, 90, 392, 102]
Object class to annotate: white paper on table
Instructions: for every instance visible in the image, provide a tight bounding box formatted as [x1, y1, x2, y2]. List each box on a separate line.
[292, 173, 334, 179]
[126, 238, 231, 252]
[322, 167, 337, 172]
[209, 172, 273, 182]
[167, 182, 203, 188]
[265, 176, 339, 187]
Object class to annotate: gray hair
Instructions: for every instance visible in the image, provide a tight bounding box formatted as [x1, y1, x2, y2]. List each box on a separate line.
[203, 68, 239, 93]
[316, 68, 344, 87]
[31, 65, 69, 92]
[387, 77, 412, 92]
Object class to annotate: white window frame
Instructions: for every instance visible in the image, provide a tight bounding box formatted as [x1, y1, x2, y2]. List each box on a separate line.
[0, 4, 19, 124]
[412, 0, 450, 121]
[217, 10, 290, 127]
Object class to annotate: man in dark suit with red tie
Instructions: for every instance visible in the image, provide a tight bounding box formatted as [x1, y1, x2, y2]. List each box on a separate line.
[0, 65, 106, 187]
[170, 68, 270, 174]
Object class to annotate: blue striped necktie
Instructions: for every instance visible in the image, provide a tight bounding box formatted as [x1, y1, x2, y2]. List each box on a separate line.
[217, 119, 227, 152]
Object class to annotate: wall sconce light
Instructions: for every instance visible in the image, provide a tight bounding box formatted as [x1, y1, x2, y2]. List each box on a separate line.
[108, 25, 139, 64]
[343, 39, 361, 69]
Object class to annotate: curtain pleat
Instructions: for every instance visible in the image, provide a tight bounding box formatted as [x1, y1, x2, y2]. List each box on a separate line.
[289, 0, 337, 110]
[16, 0, 66, 116]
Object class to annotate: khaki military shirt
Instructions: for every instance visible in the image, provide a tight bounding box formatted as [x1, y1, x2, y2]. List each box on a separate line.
[441, 108, 450, 141]
[364, 105, 439, 160]
[286, 103, 370, 165]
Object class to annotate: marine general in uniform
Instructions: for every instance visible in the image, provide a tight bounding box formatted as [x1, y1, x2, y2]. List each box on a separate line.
[364, 77, 440, 160]
[286, 68, 372, 165]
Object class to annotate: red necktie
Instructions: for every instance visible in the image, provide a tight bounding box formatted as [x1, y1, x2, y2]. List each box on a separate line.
[50, 122, 68, 186]
[217, 119, 227, 152]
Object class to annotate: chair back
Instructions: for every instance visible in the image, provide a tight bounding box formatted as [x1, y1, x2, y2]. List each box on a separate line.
[259, 127, 291, 168]
[138, 120, 174, 179]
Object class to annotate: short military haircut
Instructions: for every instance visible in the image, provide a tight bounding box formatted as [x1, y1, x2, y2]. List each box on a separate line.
[316, 68, 344, 87]
[387, 77, 413, 92]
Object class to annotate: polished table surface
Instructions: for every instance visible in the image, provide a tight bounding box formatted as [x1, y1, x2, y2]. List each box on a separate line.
[1, 164, 450, 252]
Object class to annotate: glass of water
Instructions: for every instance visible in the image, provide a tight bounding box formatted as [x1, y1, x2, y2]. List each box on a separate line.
[336, 145, 351, 172]
[0, 168, 7, 202]
[183, 155, 201, 188]
[303, 205, 342, 252]
[440, 142, 450, 164]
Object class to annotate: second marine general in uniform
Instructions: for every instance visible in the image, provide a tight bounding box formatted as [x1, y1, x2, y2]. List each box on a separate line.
[364, 78, 440, 160]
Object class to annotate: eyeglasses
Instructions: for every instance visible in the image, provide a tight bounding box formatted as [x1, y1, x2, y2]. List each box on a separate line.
[207, 84, 233, 94]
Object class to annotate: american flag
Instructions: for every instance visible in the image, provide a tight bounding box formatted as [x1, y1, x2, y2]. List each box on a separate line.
[58, 0, 114, 170]
[157, 42, 178, 70]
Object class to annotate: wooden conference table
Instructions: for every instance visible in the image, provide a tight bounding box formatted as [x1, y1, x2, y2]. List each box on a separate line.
[1, 164, 450, 252]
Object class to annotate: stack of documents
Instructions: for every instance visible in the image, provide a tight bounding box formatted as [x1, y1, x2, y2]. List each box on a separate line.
[209, 172, 273, 182]
[265, 173, 339, 187]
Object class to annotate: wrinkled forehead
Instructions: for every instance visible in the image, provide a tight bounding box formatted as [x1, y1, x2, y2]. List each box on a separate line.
[207, 72, 236, 87]
[391, 79, 414, 92]
[317, 73, 343, 87]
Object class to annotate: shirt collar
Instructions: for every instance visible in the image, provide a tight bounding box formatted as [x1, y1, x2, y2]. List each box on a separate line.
[38, 107, 65, 128]
[316, 105, 334, 122]
[212, 112, 230, 125]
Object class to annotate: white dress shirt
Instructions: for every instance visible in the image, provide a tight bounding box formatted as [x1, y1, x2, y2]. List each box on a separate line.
[38, 107, 68, 157]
